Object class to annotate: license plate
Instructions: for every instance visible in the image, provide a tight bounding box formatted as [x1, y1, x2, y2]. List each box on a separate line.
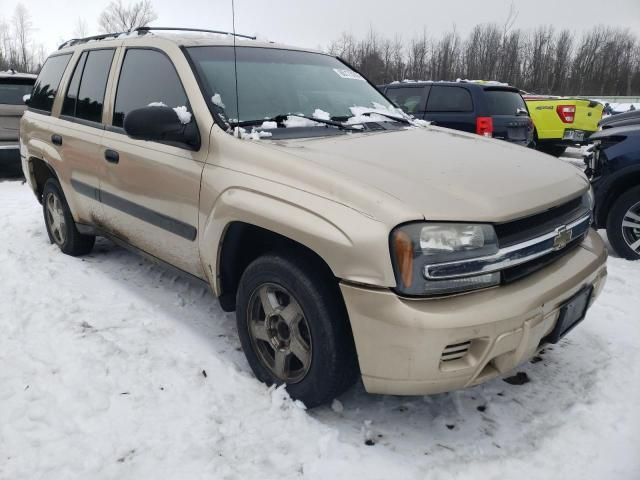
[544, 286, 593, 344]
[508, 127, 527, 140]
[563, 130, 585, 141]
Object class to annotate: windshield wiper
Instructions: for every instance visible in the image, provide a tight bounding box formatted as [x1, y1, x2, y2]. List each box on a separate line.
[232, 114, 359, 131]
[346, 111, 413, 125]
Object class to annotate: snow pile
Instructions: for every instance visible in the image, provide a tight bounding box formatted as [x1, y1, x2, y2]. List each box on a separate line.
[233, 126, 273, 140]
[211, 93, 226, 109]
[147, 102, 193, 124]
[0, 181, 639, 478]
[283, 116, 321, 128]
[312, 109, 331, 121]
[173, 106, 192, 125]
[259, 121, 278, 130]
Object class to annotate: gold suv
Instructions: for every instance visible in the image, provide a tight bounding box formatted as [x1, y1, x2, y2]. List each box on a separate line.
[21, 28, 607, 407]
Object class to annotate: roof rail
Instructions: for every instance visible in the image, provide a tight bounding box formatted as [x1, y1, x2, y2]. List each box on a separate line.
[58, 31, 128, 50]
[58, 26, 256, 49]
[135, 26, 256, 40]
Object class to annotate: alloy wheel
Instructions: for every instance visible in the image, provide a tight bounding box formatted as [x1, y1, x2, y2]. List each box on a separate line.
[46, 192, 67, 246]
[246, 283, 312, 383]
[621, 201, 640, 255]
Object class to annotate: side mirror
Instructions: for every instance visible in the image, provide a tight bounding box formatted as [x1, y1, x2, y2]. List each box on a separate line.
[123, 106, 200, 150]
[23, 94, 31, 106]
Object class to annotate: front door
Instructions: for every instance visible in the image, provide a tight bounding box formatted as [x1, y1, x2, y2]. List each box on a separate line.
[97, 47, 206, 278]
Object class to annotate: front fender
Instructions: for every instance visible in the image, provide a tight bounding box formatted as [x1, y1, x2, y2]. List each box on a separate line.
[198, 170, 397, 295]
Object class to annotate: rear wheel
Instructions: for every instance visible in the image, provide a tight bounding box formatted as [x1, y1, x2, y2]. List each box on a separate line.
[607, 186, 640, 260]
[42, 179, 95, 256]
[236, 254, 358, 407]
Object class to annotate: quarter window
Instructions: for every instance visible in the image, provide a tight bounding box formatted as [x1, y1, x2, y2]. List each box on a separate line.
[62, 49, 115, 123]
[30, 54, 72, 112]
[113, 49, 188, 128]
[385, 87, 428, 114]
[426, 86, 473, 112]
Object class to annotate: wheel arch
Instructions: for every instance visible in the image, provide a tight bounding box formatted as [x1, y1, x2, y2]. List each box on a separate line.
[216, 221, 339, 312]
[28, 156, 59, 203]
[596, 167, 640, 228]
[199, 187, 395, 311]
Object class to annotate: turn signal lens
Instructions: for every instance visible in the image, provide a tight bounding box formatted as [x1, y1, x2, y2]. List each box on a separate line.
[393, 230, 414, 288]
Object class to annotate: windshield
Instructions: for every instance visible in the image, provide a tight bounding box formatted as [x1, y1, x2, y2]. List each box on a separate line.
[186, 46, 395, 124]
[484, 90, 527, 116]
[0, 79, 34, 105]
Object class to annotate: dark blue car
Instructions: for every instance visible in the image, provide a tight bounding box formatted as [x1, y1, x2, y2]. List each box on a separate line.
[379, 81, 534, 146]
[586, 124, 640, 260]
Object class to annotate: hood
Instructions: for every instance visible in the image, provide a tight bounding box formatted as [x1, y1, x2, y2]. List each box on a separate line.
[265, 126, 589, 223]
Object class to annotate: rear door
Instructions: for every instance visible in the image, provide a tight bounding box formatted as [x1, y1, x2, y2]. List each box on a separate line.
[0, 75, 34, 148]
[97, 47, 206, 277]
[55, 48, 117, 224]
[483, 88, 533, 145]
[384, 85, 429, 118]
[424, 85, 475, 133]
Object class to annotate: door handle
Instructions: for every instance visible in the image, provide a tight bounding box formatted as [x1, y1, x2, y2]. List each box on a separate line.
[104, 149, 119, 164]
[51, 134, 62, 146]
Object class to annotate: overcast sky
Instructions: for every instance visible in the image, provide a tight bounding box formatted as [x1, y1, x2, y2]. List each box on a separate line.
[2, 0, 639, 55]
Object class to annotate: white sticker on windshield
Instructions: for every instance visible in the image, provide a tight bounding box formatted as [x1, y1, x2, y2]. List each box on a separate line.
[333, 68, 365, 81]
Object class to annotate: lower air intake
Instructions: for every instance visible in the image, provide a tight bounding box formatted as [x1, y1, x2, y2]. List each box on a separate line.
[441, 341, 472, 362]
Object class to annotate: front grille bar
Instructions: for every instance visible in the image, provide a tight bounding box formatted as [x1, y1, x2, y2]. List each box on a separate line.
[424, 213, 591, 280]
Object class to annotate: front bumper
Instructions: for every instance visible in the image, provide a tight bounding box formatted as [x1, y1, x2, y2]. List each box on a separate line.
[341, 229, 608, 396]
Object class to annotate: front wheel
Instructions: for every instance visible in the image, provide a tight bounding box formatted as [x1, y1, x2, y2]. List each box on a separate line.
[42, 179, 95, 256]
[606, 186, 640, 260]
[236, 254, 358, 407]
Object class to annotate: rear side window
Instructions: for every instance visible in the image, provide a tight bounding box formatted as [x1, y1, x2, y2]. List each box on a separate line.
[113, 49, 188, 128]
[62, 49, 115, 123]
[426, 86, 473, 112]
[30, 54, 72, 112]
[0, 78, 35, 105]
[386, 87, 428, 114]
[62, 52, 87, 117]
[484, 90, 527, 116]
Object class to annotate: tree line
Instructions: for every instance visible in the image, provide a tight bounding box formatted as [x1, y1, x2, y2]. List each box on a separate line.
[328, 24, 640, 96]
[1, 0, 638, 96]
[0, 1, 156, 74]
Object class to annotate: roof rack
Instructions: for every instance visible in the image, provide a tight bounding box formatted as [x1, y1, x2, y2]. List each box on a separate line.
[58, 26, 256, 50]
[135, 26, 256, 40]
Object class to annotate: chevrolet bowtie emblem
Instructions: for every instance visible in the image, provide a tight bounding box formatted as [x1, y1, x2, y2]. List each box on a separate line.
[553, 226, 573, 251]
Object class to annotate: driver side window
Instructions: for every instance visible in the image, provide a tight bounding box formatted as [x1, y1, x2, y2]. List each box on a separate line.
[113, 49, 189, 128]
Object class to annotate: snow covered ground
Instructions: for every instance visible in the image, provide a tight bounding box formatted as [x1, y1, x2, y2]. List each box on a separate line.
[1, 175, 639, 480]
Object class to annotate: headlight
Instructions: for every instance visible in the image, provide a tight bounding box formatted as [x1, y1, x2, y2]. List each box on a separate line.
[391, 223, 500, 296]
[585, 187, 595, 213]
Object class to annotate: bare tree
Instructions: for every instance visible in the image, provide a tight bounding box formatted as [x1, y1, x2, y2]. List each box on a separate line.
[98, 0, 157, 33]
[325, 24, 640, 96]
[0, 4, 46, 73]
[13, 3, 31, 72]
[73, 17, 88, 38]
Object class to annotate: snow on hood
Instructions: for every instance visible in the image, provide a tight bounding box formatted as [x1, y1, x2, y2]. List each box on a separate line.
[263, 127, 588, 223]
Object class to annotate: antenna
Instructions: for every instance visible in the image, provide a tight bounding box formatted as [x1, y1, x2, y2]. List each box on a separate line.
[231, 0, 241, 137]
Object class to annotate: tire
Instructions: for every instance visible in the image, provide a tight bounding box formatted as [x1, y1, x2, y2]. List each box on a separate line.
[236, 253, 359, 407]
[42, 178, 95, 256]
[606, 186, 640, 260]
[537, 144, 567, 157]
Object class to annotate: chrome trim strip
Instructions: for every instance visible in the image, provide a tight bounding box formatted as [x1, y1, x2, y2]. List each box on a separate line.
[424, 213, 592, 280]
[0, 145, 19, 150]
